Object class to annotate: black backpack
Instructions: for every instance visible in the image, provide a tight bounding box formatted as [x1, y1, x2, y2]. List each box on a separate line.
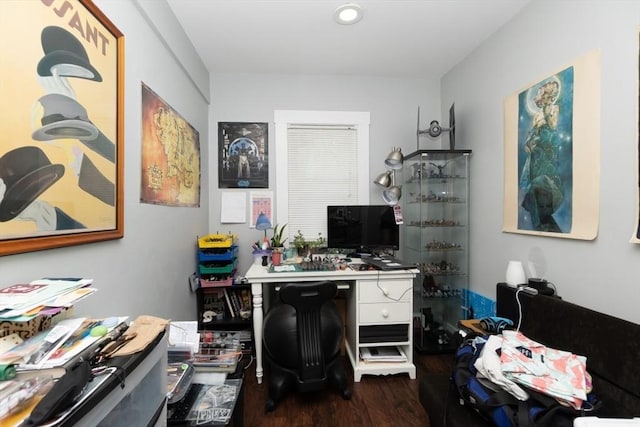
[450, 335, 599, 427]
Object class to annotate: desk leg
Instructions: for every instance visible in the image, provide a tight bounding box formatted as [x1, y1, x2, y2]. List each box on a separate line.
[251, 282, 264, 384]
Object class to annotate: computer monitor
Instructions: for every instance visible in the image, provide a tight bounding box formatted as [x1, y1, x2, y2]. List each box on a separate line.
[326, 205, 399, 254]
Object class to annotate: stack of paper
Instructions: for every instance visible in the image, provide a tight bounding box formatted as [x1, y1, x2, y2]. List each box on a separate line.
[168, 321, 200, 361]
[0, 278, 96, 320]
[360, 346, 407, 363]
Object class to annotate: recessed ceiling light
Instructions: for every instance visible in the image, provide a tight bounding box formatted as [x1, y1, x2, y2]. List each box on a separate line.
[334, 3, 363, 25]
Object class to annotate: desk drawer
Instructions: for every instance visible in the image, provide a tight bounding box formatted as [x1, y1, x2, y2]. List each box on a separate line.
[359, 302, 411, 323]
[358, 280, 412, 303]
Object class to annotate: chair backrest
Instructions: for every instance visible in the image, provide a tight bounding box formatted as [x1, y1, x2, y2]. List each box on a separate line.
[278, 281, 338, 382]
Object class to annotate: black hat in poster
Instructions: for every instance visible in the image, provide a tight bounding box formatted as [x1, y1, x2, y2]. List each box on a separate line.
[37, 26, 102, 82]
[0, 146, 65, 222]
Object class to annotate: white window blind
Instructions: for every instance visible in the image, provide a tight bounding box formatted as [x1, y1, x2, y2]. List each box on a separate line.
[287, 125, 358, 242]
[274, 110, 370, 244]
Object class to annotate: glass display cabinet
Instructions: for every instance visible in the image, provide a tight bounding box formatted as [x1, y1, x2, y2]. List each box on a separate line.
[402, 149, 471, 353]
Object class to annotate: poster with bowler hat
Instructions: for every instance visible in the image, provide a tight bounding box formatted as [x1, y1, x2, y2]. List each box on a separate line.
[0, 0, 123, 256]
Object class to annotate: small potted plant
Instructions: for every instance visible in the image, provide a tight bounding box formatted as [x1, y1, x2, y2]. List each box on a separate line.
[293, 230, 307, 256]
[270, 224, 288, 265]
[308, 232, 326, 254]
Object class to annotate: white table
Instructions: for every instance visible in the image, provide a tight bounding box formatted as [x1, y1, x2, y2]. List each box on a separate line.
[244, 262, 418, 384]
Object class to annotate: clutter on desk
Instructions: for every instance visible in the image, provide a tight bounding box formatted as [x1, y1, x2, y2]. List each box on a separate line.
[168, 322, 248, 372]
[0, 293, 171, 427]
[0, 316, 128, 371]
[167, 361, 195, 404]
[0, 375, 53, 424]
[183, 379, 242, 425]
[269, 258, 337, 273]
[0, 278, 96, 340]
[192, 330, 241, 373]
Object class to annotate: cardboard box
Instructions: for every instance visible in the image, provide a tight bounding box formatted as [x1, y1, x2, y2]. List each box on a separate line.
[0, 307, 74, 339]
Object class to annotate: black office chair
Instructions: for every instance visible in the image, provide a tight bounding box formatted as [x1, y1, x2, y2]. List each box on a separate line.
[262, 281, 351, 412]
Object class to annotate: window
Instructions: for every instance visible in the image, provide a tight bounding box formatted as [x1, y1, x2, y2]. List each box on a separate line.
[274, 110, 370, 243]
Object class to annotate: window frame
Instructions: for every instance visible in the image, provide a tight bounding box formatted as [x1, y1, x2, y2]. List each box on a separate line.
[274, 110, 371, 235]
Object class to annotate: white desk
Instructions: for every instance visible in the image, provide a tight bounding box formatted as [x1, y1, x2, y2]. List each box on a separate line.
[244, 263, 418, 384]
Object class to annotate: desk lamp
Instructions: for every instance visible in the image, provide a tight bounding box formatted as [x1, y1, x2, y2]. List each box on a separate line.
[256, 212, 272, 250]
[374, 148, 403, 206]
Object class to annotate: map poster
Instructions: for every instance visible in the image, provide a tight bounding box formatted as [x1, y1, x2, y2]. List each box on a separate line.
[140, 83, 201, 207]
[218, 122, 269, 188]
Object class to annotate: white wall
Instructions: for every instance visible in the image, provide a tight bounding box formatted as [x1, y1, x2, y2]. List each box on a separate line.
[209, 73, 442, 271]
[441, 0, 640, 322]
[0, 1, 210, 322]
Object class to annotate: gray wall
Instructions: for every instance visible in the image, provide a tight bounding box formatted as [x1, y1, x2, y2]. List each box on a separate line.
[4, 0, 638, 327]
[441, 0, 640, 322]
[0, 1, 209, 322]
[208, 73, 442, 273]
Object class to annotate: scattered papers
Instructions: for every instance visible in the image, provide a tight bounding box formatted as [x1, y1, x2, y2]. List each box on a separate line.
[0, 318, 86, 368]
[0, 284, 48, 305]
[0, 316, 127, 369]
[0, 334, 23, 354]
[169, 321, 200, 355]
[271, 265, 297, 272]
[185, 379, 241, 425]
[40, 316, 127, 368]
[46, 287, 97, 307]
[0, 278, 94, 319]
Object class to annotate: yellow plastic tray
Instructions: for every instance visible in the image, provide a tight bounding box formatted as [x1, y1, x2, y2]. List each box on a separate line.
[198, 234, 236, 249]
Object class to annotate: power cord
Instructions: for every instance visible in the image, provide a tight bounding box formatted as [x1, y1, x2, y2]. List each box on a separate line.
[374, 271, 412, 301]
[515, 287, 524, 332]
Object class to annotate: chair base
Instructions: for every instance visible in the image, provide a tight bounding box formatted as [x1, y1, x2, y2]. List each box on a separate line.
[265, 356, 351, 412]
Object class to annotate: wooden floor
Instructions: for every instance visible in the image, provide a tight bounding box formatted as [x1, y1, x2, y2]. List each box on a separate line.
[238, 352, 454, 427]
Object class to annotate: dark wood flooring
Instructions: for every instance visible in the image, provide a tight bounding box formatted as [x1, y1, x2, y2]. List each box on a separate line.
[238, 352, 454, 427]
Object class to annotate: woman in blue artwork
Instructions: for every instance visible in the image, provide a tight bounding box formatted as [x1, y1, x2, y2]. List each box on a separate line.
[520, 79, 563, 232]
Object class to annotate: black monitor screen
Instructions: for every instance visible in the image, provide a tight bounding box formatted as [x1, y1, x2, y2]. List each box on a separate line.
[327, 205, 399, 252]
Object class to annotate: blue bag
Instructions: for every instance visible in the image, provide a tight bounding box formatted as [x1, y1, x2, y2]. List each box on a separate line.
[451, 335, 593, 427]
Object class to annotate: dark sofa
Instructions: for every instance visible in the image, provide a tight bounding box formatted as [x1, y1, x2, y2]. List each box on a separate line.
[419, 284, 640, 426]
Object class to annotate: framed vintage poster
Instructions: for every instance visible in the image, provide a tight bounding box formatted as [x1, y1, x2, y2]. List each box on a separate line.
[503, 49, 600, 240]
[218, 122, 268, 188]
[0, 0, 124, 256]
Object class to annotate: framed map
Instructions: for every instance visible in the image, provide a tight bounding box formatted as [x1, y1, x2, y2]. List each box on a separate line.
[140, 83, 201, 207]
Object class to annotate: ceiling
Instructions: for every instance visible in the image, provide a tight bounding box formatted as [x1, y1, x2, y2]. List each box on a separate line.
[166, 0, 531, 79]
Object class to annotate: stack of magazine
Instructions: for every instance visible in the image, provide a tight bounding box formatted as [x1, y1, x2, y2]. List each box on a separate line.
[359, 346, 407, 363]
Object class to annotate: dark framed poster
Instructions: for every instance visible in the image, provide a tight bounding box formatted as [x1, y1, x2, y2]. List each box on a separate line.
[0, 0, 124, 256]
[218, 122, 268, 188]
